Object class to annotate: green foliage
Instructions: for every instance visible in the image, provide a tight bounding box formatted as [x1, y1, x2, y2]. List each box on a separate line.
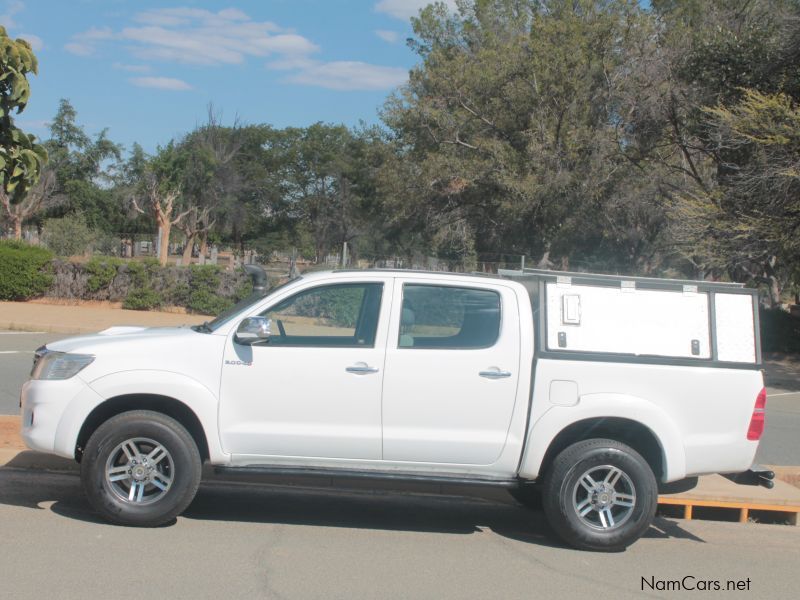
[122, 287, 162, 311]
[41, 214, 94, 256]
[0, 239, 53, 300]
[760, 309, 800, 353]
[186, 264, 230, 315]
[0, 27, 47, 205]
[85, 256, 122, 293]
[122, 259, 162, 310]
[233, 278, 253, 302]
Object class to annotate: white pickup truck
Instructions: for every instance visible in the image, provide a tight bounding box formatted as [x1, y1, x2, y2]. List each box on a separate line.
[20, 268, 768, 551]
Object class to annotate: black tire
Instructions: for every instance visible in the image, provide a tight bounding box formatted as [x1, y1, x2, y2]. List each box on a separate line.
[542, 438, 657, 552]
[509, 485, 542, 510]
[80, 410, 202, 527]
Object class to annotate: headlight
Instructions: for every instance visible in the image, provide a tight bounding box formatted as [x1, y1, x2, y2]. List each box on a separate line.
[31, 351, 94, 380]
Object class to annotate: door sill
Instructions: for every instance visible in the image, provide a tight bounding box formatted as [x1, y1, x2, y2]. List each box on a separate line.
[213, 464, 520, 488]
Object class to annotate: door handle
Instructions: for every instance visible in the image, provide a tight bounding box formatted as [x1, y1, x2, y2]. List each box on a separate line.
[479, 369, 512, 379]
[346, 363, 379, 374]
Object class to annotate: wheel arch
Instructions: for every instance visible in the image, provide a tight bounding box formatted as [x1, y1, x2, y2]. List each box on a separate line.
[537, 417, 666, 482]
[519, 393, 686, 483]
[75, 394, 210, 463]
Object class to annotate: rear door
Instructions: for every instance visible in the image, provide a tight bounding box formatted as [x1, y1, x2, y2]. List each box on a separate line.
[381, 278, 521, 465]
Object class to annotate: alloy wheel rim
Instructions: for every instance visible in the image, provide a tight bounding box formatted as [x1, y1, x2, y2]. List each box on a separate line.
[572, 464, 636, 530]
[104, 437, 174, 505]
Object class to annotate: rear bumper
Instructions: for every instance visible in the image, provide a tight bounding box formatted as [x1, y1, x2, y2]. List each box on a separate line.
[683, 438, 759, 480]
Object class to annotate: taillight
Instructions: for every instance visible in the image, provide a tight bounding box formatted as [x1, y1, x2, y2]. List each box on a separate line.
[747, 388, 767, 441]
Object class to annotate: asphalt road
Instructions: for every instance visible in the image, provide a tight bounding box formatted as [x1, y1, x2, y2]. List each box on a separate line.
[2, 330, 798, 465]
[0, 331, 62, 413]
[0, 468, 797, 600]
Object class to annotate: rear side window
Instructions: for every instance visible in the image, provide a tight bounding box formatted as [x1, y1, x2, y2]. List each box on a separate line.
[399, 285, 501, 349]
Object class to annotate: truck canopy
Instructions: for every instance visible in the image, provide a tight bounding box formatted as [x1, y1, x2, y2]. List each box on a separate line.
[499, 268, 760, 367]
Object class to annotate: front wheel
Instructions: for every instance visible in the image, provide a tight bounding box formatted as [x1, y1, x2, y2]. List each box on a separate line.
[81, 410, 202, 526]
[542, 438, 657, 551]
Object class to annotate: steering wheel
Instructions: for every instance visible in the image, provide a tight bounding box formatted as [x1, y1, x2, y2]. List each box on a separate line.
[277, 319, 286, 338]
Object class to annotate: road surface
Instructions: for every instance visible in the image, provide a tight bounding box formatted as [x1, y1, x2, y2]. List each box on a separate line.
[0, 467, 797, 599]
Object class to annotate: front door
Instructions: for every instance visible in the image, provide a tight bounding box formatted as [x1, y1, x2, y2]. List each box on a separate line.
[219, 279, 390, 460]
[381, 280, 521, 465]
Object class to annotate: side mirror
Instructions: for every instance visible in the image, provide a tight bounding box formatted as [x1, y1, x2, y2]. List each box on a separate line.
[235, 317, 272, 345]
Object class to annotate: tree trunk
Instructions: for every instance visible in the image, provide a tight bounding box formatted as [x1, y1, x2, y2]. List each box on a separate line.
[764, 256, 781, 308]
[158, 219, 171, 266]
[768, 275, 781, 308]
[12, 217, 22, 240]
[182, 233, 196, 265]
[199, 232, 208, 258]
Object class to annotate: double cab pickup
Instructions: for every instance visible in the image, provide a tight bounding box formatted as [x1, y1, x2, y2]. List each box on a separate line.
[21, 268, 767, 550]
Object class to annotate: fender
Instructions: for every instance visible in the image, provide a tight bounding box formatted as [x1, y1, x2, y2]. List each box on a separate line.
[54, 370, 229, 463]
[518, 392, 687, 482]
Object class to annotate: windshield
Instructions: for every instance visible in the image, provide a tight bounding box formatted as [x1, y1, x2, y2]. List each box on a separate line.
[193, 277, 302, 333]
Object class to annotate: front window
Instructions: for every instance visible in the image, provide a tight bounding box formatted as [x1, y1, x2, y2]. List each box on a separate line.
[260, 283, 383, 347]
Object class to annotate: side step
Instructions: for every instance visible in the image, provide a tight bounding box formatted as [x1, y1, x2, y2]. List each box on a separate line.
[213, 465, 521, 488]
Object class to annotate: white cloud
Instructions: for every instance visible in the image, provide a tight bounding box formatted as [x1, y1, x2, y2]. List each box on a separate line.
[64, 42, 94, 56]
[285, 61, 407, 91]
[2, 1, 43, 50]
[130, 76, 192, 91]
[113, 62, 151, 73]
[0, 0, 24, 29]
[375, 0, 458, 21]
[64, 6, 409, 94]
[375, 29, 400, 43]
[63, 26, 115, 56]
[117, 7, 315, 66]
[18, 32, 42, 50]
[65, 8, 316, 67]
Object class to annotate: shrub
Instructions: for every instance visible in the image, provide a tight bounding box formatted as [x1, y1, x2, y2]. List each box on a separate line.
[123, 287, 163, 311]
[186, 289, 230, 315]
[760, 308, 800, 353]
[122, 260, 163, 310]
[186, 264, 231, 315]
[0, 240, 54, 301]
[41, 214, 94, 256]
[85, 257, 122, 293]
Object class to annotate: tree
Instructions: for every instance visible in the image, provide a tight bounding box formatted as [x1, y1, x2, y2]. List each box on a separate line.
[177, 205, 215, 263]
[0, 27, 47, 238]
[43, 99, 122, 229]
[131, 143, 191, 266]
[380, 0, 660, 270]
[1, 167, 56, 239]
[179, 108, 243, 256]
[669, 90, 800, 305]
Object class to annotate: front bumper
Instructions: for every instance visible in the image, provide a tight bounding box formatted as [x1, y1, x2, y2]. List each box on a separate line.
[20, 377, 89, 457]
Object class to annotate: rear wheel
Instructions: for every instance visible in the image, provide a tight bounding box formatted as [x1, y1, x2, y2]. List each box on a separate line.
[81, 410, 202, 526]
[542, 438, 657, 551]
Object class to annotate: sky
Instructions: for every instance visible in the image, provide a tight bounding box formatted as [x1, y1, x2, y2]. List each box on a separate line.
[2, 0, 458, 153]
